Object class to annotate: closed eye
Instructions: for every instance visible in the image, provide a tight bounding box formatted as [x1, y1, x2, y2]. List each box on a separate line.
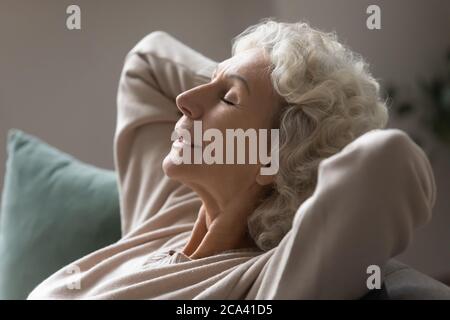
[221, 97, 236, 106]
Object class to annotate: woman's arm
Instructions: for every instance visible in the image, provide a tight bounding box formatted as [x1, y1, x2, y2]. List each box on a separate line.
[115, 31, 217, 237]
[255, 129, 436, 299]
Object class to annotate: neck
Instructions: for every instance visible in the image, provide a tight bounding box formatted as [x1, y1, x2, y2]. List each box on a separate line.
[181, 182, 262, 259]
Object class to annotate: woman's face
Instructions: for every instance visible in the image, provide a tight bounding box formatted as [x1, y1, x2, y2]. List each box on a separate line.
[163, 48, 283, 203]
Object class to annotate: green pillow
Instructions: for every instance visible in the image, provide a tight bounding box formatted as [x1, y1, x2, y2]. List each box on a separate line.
[0, 129, 121, 299]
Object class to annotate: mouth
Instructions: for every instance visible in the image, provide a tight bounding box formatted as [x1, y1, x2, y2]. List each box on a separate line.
[178, 136, 196, 148]
[173, 132, 201, 149]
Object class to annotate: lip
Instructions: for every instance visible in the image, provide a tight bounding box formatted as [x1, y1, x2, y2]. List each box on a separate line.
[172, 134, 201, 149]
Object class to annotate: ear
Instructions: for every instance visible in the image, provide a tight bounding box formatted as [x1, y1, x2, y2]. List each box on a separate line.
[255, 164, 276, 186]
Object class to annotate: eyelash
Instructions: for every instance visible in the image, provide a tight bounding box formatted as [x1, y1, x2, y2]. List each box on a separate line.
[221, 97, 235, 106]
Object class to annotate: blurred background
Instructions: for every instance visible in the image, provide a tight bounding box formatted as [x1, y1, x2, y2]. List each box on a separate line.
[1, 0, 449, 284]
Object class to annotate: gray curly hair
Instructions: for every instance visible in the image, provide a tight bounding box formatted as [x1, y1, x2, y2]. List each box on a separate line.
[232, 19, 389, 251]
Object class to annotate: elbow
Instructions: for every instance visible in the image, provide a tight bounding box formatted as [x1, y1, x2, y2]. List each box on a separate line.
[128, 30, 175, 57]
[372, 129, 436, 253]
[384, 129, 436, 222]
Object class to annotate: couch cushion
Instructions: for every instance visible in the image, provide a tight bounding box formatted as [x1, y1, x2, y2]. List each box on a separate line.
[0, 129, 121, 299]
[383, 260, 450, 300]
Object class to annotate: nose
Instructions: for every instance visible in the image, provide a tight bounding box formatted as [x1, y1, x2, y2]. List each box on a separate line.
[175, 86, 205, 120]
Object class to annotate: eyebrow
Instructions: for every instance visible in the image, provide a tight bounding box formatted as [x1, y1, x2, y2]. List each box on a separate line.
[212, 66, 251, 95]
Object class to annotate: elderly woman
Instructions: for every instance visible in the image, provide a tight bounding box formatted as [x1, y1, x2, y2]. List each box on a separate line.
[28, 20, 435, 299]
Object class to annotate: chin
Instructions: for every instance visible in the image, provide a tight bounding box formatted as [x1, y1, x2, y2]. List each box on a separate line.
[162, 151, 192, 181]
[162, 153, 180, 178]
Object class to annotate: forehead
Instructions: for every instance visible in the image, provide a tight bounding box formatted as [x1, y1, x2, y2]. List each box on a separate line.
[218, 48, 272, 83]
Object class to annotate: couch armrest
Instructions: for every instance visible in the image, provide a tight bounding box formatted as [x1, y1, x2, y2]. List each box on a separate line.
[361, 259, 450, 300]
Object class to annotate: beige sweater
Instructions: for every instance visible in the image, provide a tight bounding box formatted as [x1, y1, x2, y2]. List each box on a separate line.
[27, 31, 436, 300]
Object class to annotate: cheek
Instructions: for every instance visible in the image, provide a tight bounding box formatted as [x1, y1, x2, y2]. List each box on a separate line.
[213, 105, 258, 132]
[211, 105, 238, 121]
[254, 100, 279, 129]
